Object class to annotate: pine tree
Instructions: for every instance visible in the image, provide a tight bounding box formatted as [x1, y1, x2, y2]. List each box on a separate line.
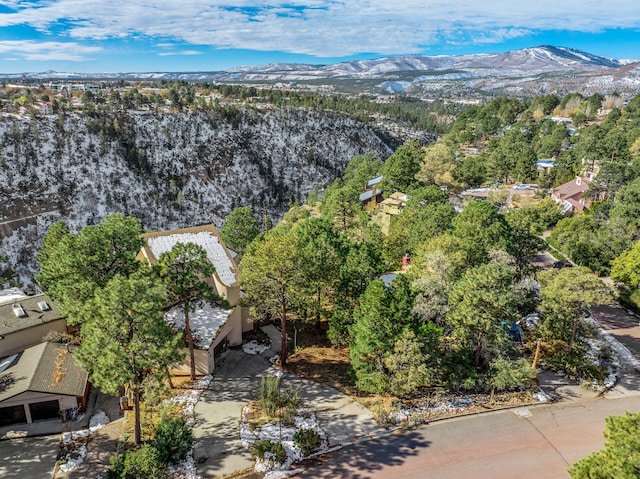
[75, 273, 183, 444]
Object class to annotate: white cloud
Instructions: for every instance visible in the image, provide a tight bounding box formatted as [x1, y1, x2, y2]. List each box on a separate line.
[0, 40, 102, 62]
[157, 50, 203, 56]
[1, 1, 639, 57]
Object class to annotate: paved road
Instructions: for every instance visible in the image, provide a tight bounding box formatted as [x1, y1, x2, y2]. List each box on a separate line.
[0, 435, 60, 479]
[295, 395, 640, 479]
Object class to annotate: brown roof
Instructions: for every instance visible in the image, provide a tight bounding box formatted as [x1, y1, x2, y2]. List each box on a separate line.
[0, 342, 88, 402]
[550, 177, 590, 202]
[0, 293, 64, 337]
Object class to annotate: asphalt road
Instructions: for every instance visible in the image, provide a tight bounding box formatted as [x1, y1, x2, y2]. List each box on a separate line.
[0, 434, 60, 479]
[295, 395, 640, 479]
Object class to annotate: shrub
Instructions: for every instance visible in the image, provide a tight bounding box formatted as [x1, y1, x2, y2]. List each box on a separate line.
[293, 428, 322, 456]
[109, 445, 167, 479]
[258, 376, 281, 416]
[257, 376, 302, 425]
[153, 416, 192, 464]
[251, 439, 286, 464]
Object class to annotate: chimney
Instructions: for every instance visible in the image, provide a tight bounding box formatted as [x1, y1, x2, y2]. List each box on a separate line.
[402, 253, 411, 271]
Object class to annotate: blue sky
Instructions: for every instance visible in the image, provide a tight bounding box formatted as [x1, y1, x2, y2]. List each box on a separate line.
[1, 1, 639, 73]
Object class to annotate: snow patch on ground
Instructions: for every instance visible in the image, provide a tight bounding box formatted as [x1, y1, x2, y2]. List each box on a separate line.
[58, 411, 111, 473]
[240, 404, 328, 475]
[582, 315, 640, 391]
[163, 375, 212, 426]
[242, 340, 271, 355]
[388, 398, 477, 425]
[168, 450, 198, 479]
[533, 391, 552, 402]
[89, 410, 110, 432]
[59, 445, 87, 473]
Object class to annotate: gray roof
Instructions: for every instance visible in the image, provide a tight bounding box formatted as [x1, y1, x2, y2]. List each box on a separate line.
[359, 189, 382, 202]
[367, 175, 383, 187]
[0, 342, 88, 402]
[0, 293, 64, 337]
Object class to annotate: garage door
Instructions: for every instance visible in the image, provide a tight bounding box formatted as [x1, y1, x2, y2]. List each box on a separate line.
[0, 404, 27, 427]
[29, 400, 60, 422]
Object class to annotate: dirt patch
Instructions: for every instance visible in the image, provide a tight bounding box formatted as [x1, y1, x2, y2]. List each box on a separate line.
[286, 344, 357, 396]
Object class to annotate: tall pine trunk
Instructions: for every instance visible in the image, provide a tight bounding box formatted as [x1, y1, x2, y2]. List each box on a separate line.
[280, 311, 287, 366]
[185, 307, 196, 380]
[133, 381, 141, 445]
[280, 291, 288, 366]
[475, 332, 483, 369]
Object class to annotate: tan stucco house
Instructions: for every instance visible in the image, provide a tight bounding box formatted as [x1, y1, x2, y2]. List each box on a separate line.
[137, 224, 251, 375]
[0, 289, 67, 358]
[0, 342, 89, 427]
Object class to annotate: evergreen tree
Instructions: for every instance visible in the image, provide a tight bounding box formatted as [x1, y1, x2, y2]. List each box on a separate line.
[569, 412, 640, 479]
[76, 273, 183, 445]
[240, 224, 299, 365]
[220, 206, 260, 255]
[36, 214, 143, 325]
[446, 263, 517, 370]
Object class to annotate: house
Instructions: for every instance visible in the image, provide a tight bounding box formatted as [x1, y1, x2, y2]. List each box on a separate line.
[0, 290, 67, 358]
[536, 159, 555, 172]
[373, 191, 409, 234]
[0, 342, 89, 427]
[37, 102, 53, 116]
[137, 224, 251, 375]
[549, 176, 592, 214]
[359, 175, 383, 209]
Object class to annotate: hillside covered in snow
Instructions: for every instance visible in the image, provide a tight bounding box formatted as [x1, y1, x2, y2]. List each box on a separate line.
[0, 107, 394, 286]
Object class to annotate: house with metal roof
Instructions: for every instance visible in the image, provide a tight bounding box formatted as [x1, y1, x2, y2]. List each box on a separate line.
[359, 176, 384, 209]
[0, 291, 67, 358]
[0, 342, 89, 427]
[137, 224, 251, 375]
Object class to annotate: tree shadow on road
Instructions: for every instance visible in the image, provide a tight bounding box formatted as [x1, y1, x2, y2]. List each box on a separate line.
[592, 304, 638, 331]
[294, 431, 431, 479]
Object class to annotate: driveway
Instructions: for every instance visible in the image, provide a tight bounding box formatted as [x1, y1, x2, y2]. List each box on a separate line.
[0, 435, 60, 479]
[193, 332, 385, 478]
[192, 348, 274, 478]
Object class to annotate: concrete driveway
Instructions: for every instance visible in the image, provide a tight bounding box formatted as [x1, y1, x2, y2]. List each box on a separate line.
[192, 341, 386, 478]
[0, 435, 60, 479]
[192, 348, 274, 478]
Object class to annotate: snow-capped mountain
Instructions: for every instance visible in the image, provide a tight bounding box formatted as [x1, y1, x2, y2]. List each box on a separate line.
[4, 46, 637, 98]
[1, 46, 628, 82]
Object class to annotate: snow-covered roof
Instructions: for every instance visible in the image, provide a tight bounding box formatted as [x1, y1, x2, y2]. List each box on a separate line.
[0, 287, 27, 306]
[165, 302, 232, 349]
[148, 231, 237, 287]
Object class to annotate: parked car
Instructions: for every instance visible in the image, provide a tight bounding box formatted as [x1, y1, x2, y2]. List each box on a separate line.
[553, 260, 573, 269]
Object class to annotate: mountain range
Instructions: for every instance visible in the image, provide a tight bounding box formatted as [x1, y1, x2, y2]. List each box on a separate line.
[4, 45, 639, 99]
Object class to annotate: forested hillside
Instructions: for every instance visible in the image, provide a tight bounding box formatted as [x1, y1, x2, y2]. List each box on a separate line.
[0, 107, 393, 285]
[237, 90, 640, 398]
